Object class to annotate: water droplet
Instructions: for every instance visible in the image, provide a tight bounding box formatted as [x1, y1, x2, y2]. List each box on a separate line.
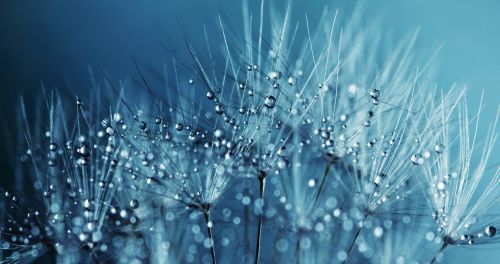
[348, 84, 357, 95]
[374, 173, 386, 186]
[269, 71, 281, 80]
[485, 226, 496, 237]
[215, 104, 224, 114]
[106, 127, 114, 136]
[49, 143, 58, 151]
[434, 143, 445, 154]
[277, 158, 287, 169]
[321, 131, 330, 139]
[411, 154, 424, 165]
[308, 179, 316, 187]
[48, 159, 57, 166]
[264, 96, 276, 108]
[165, 132, 173, 141]
[275, 238, 289, 252]
[129, 199, 139, 209]
[370, 89, 380, 99]
[207, 91, 215, 100]
[214, 129, 224, 139]
[83, 199, 92, 209]
[79, 146, 90, 157]
[287, 77, 296, 86]
[374, 226, 384, 238]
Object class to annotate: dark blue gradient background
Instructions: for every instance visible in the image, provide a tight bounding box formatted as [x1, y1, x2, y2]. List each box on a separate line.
[1, 1, 498, 262]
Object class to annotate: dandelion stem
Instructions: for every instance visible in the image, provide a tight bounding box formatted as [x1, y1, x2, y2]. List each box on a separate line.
[255, 172, 267, 264]
[203, 210, 217, 264]
[294, 232, 302, 264]
[430, 241, 449, 264]
[313, 159, 336, 206]
[342, 226, 362, 264]
[342, 214, 367, 264]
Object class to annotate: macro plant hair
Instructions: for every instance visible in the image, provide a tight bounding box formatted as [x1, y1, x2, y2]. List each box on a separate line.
[1, 1, 498, 264]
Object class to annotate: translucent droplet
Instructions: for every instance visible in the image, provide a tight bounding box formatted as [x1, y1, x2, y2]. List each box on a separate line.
[348, 84, 357, 95]
[129, 199, 139, 209]
[277, 158, 287, 169]
[83, 199, 92, 209]
[374, 173, 386, 186]
[411, 154, 424, 165]
[49, 143, 58, 151]
[370, 89, 380, 99]
[308, 179, 316, 187]
[214, 129, 224, 139]
[275, 238, 288, 252]
[374, 226, 384, 238]
[287, 77, 296, 86]
[269, 71, 281, 80]
[207, 91, 215, 100]
[165, 132, 173, 141]
[215, 104, 224, 114]
[105, 127, 114, 136]
[264, 96, 276, 109]
[485, 226, 496, 237]
[321, 131, 330, 139]
[434, 143, 445, 154]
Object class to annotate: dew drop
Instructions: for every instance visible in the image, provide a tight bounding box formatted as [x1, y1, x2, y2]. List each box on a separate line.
[207, 91, 215, 100]
[434, 143, 445, 154]
[308, 179, 316, 188]
[49, 143, 58, 151]
[374, 226, 384, 238]
[264, 96, 276, 109]
[165, 132, 173, 141]
[485, 226, 496, 237]
[370, 89, 380, 99]
[215, 104, 224, 114]
[214, 129, 224, 139]
[129, 199, 139, 209]
[105, 127, 114, 136]
[410, 154, 424, 165]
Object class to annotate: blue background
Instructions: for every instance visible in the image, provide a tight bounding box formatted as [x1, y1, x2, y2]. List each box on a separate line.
[0, 0, 498, 262]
